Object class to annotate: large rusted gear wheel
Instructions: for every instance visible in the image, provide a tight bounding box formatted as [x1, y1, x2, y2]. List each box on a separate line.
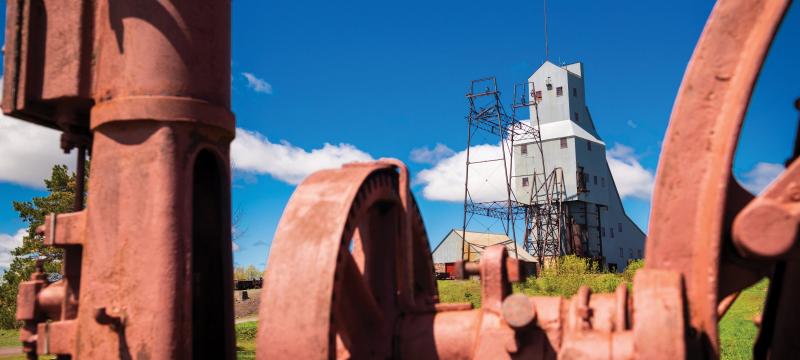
[646, 0, 797, 357]
[256, 160, 438, 359]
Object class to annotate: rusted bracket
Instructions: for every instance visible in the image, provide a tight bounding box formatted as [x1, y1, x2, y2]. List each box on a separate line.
[37, 211, 87, 247]
[36, 320, 77, 356]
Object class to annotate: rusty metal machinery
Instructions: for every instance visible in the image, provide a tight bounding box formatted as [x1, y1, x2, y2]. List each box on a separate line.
[6, 0, 236, 359]
[6, 0, 798, 359]
[258, 0, 799, 359]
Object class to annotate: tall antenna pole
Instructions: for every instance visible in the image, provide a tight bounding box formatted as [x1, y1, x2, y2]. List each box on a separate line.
[543, 0, 549, 61]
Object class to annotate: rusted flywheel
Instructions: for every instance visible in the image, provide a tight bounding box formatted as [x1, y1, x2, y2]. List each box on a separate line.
[646, 0, 797, 357]
[257, 160, 438, 358]
[256, 1, 799, 359]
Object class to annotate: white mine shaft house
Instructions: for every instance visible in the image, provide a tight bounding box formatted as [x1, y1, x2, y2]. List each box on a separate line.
[432, 61, 645, 276]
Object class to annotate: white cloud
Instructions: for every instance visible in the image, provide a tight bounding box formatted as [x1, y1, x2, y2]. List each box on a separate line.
[0, 228, 26, 272]
[241, 72, 273, 94]
[739, 162, 784, 194]
[231, 128, 374, 185]
[626, 120, 638, 128]
[415, 143, 510, 202]
[0, 117, 73, 188]
[606, 143, 655, 200]
[232, 241, 241, 252]
[410, 143, 455, 164]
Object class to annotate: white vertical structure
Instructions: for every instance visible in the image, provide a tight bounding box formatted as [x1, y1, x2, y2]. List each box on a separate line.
[513, 61, 646, 270]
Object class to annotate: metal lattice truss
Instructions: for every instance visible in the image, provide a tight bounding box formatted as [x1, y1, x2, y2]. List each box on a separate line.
[465, 201, 528, 220]
[521, 169, 567, 263]
[461, 77, 566, 263]
[511, 81, 569, 263]
[461, 77, 520, 260]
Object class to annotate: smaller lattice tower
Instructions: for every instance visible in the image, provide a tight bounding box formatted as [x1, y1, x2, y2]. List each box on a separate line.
[460, 77, 563, 265]
[511, 81, 567, 265]
[460, 77, 522, 261]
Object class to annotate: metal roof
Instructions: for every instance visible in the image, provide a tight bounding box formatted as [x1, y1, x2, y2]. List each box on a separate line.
[514, 119, 605, 145]
[453, 230, 538, 263]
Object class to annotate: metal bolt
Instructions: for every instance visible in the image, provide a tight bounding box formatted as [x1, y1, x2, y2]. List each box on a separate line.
[502, 294, 537, 329]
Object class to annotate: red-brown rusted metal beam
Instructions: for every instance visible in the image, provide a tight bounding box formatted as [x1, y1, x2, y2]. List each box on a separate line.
[6, 1, 236, 358]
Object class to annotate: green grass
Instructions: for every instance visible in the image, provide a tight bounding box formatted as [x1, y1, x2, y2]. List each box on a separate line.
[0, 323, 258, 360]
[236, 321, 258, 360]
[719, 280, 768, 360]
[0, 328, 23, 360]
[0, 329, 18, 348]
[436, 279, 482, 308]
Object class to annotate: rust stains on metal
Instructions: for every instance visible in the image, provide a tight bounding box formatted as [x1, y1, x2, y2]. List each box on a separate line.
[7, 0, 798, 358]
[7, 0, 236, 358]
[256, 0, 798, 358]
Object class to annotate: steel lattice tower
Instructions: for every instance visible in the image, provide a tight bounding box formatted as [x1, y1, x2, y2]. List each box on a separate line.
[511, 81, 568, 265]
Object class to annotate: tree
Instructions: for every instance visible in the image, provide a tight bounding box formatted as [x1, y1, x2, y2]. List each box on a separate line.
[233, 266, 246, 281]
[233, 264, 263, 281]
[244, 265, 261, 280]
[0, 164, 86, 328]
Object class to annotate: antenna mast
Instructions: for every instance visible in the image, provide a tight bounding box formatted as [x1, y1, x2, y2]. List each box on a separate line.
[543, 0, 549, 61]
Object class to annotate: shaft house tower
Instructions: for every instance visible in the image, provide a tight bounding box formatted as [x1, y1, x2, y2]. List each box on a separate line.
[514, 61, 645, 270]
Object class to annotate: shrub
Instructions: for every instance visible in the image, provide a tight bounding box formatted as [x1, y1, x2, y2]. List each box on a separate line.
[623, 259, 644, 283]
[517, 256, 640, 297]
[441, 258, 646, 307]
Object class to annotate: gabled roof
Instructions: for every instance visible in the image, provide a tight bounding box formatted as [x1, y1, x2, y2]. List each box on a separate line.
[453, 230, 538, 263]
[529, 61, 583, 80]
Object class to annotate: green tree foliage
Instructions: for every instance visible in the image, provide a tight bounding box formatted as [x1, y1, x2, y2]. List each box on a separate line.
[0, 164, 85, 328]
[233, 265, 263, 281]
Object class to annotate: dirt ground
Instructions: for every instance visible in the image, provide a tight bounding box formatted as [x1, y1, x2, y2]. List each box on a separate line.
[234, 289, 261, 319]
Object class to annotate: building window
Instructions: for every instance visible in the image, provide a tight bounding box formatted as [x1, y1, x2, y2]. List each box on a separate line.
[601, 177, 605, 187]
[611, 228, 614, 238]
[575, 112, 580, 122]
[560, 138, 568, 149]
[601, 227, 605, 236]
[587, 141, 592, 151]
[593, 176, 597, 185]
[546, 78, 553, 90]
[556, 86, 563, 96]
[535, 91, 543, 102]
[618, 223, 622, 232]
[573, 88, 577, 96]
[629, 248, 634, 258]
[619, 247, 623, 257]
[522, 177, 529, 187]
[521, 144, 528, 155]
[637, 249, 643, 258]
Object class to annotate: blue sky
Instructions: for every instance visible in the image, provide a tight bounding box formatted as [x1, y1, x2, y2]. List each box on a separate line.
[1, 1, 798, 271]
